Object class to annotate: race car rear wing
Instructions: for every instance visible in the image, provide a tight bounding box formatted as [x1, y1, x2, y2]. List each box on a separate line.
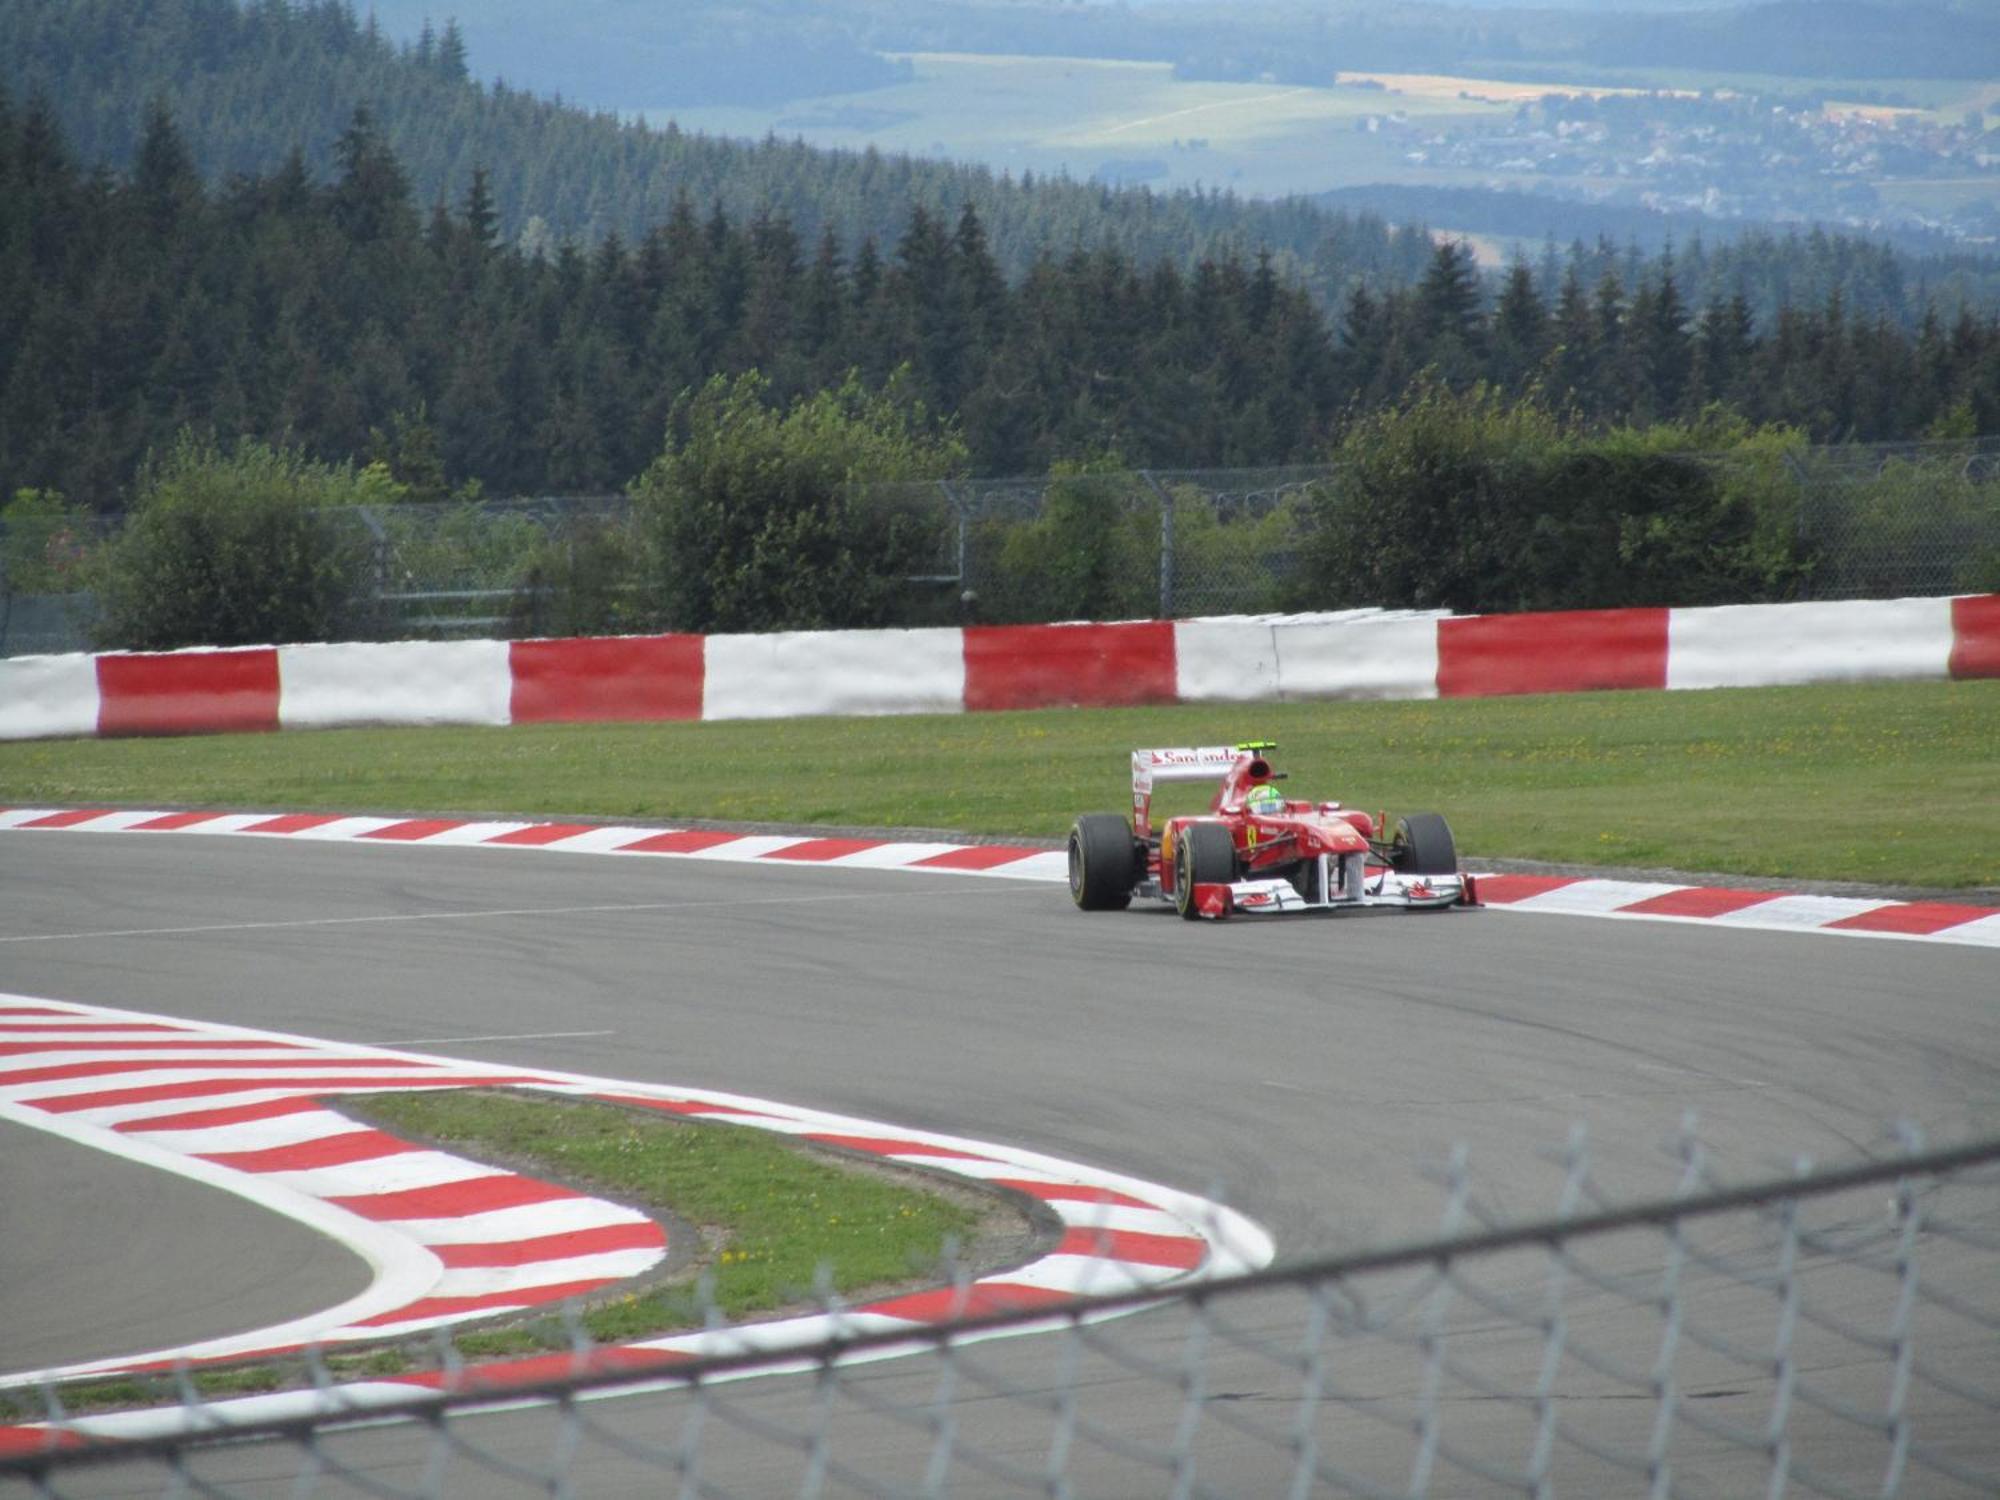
[1130, 743, 1274, 838]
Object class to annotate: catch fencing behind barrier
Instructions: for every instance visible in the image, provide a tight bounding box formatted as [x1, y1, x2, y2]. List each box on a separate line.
[6, 1128, 1996, 1498]
[1791, 438, 2000, 601]
[5, 441, 1999, 657]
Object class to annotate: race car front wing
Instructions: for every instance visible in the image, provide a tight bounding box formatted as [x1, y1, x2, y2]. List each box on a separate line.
[1175, 853, 1477, 920]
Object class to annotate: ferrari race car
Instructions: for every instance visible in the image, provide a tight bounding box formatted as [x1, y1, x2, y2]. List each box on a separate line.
[1068, 741, 1477, 920]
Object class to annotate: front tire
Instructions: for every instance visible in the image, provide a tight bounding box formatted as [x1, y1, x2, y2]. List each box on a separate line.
[1391, 812, 1458, 876]
[1069, 814, 1138, 911]
[1173, 822, 1237, 920]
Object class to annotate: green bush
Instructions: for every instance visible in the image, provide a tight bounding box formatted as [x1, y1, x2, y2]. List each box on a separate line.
[90, 437, 380, 649]
[1163, 481, 1310, 617]
[631, 373, 965, 633]
[978, 464, 1157, 623]
[1290, 383, 1811, 613]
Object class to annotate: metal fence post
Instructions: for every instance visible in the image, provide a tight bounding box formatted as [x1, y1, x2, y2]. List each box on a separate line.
[1140, 470, 1173, 619]
[938, 480, 970, 619]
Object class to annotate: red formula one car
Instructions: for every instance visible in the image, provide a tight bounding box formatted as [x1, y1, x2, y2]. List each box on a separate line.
[1067, 741, 1477, 920]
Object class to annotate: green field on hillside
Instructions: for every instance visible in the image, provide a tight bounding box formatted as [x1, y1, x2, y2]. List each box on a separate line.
[655, 54, 1993, 205]
[5, 680, 1996, 890]
[658, 54, 1511, 199]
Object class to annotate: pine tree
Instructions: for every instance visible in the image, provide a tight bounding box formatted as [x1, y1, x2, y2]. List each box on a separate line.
[130, 97, 198, 242]
[1489, 261, 1549, 395]
[331, 108, 412, 244]
[1415, 238, 1482, 353]
[436, 20, 470, 84]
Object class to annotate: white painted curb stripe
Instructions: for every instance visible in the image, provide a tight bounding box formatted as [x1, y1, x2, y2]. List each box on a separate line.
[0, 994, 1270, 1409]
[6, 810, 1993, 947]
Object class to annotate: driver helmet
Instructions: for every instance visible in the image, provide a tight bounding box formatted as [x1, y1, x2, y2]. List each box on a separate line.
[1244, 783, 1286, 816]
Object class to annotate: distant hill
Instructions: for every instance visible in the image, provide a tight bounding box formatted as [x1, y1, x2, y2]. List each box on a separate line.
[347, 0, 2000, 111]
[355, 0, 909, 109]
[0, 0, 1432, 305]
[3, 0, 1995, 326]
[1316, 184, 1977, 264]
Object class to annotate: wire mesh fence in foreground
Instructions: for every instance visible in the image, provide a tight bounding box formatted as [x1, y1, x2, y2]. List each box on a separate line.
[4, 1128, 1997, 1499]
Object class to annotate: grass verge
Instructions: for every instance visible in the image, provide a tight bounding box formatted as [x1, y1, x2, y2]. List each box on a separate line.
[3, 680, 1995, 889]
[1, 1091, 1002, 1418]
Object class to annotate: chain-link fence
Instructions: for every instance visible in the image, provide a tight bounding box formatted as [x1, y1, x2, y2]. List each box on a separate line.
[345, 494, 638, 641]
[4, 1127, 1996, 1499]
[4, 444, 1998, 657]
[1793, 437, 2000, 600]
[865, 466, 1330, 626]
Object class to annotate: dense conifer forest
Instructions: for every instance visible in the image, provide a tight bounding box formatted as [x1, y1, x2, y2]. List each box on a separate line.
[0, 0, 1436, 309]
[6, 0, 1999, 329]
[2, 0, 1998, 520]
[3, 88, 1999, 513]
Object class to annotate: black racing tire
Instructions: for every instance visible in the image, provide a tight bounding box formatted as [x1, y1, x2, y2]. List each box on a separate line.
[1391, 812, 1459, 876]
[1173, 822, 1238, 920]
[1069, 814, 1139, 911]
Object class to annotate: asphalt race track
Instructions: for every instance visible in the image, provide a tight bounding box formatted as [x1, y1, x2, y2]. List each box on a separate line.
[3, 831, 1996, 1496]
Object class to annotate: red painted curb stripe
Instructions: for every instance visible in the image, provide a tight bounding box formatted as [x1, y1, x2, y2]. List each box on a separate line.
[431, 1221, 666, 1268]
[594, 1093, 776, 1120]
[867, 1282, 1074, 1323]
[0, 1056, 437, 1086]
[0, 1022, 193, 1033]
[1465, 874, 1579, 904]
[0, 1428, 84, 1457]
[15, 809, 110, 829]
[805, 1133, 996, 1162]
[911, 844, 1043, 871]
[615, 830, 745, 855]
[199, 1129, 415, 1174]
[393, 1346, 690, 1392]
[239, 813, 345, 835]
[360, 819, 470, 842]
[350, 1279, 624, 1327]
[1057, 1227, 1206, 1270]
[762, 838, 882, 862]
[987, 1179, 1157, 1211]
[483, 823, 602, 846]
[325, 1174, 582, 1221]
[33, 1075, 544, 1115]
[130, 811, 227, 831]
[0, 1038, 308, 1057]
[114, 1344, 310, 1376]
[114, 1095, 343, 1132]
[1615, 887, 1782, 919]
[1825, 902, 1993, 936]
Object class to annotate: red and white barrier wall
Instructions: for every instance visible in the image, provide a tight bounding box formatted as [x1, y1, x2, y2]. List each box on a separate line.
[2, 596, 1995, 742]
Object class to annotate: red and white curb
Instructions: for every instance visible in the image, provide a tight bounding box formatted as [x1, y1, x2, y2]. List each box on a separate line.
[1472, 873, 2000, 946]
[0, 995, 1270, 1454]
[0, 806, 1068, 881]
[5, 807, 1998, 946]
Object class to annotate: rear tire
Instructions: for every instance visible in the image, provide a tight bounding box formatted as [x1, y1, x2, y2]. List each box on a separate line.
[1391, 812, 1458, 876]
[1174, 822, 1237, 920]
[1069, 814, 1138, 911]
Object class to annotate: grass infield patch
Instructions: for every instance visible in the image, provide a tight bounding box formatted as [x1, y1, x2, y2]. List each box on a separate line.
[351, 1090, 997, 1347]
[2, 680, 1995, 888]
[4, 1091, 1007, 1417]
